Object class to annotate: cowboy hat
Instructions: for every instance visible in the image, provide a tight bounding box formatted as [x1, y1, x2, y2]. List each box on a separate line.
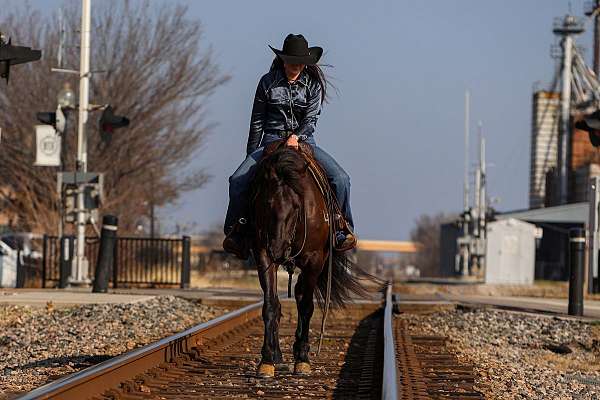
[269, 34, 322, 65]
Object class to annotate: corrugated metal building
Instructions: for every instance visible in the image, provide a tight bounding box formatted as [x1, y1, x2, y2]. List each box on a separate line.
[529, 91, 560, 208]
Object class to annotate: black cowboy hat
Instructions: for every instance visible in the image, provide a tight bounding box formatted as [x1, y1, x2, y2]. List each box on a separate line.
[269, 34, 323, 65]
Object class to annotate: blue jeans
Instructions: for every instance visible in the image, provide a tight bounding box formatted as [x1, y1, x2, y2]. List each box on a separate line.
[224, 134, 354, 232]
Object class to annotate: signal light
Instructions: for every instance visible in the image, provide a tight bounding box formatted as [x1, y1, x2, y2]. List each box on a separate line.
[36, 112, 57, 126]
[0, 34, 42, 83]
[99, 105, 129, 144]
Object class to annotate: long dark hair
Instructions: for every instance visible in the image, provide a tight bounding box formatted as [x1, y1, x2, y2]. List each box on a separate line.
[270, 57, 329, 102]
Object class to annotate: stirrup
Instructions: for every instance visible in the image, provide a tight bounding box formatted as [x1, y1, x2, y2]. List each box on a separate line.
[335, 231, 356, 252]
[223, 220, 250, 259]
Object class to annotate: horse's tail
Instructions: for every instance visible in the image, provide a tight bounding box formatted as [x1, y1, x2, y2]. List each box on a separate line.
[314, 252, 381, 309]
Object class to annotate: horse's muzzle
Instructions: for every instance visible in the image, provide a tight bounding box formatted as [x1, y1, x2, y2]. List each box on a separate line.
[269, 241, 292, 263]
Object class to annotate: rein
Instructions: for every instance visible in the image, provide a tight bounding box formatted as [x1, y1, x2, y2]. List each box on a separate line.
[282, 206, 308, 298]
[263, 203, 308, 299]
[317, 195, 334, 356]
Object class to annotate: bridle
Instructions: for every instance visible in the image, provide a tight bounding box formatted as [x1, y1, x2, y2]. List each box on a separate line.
[262, 202, 308, 300]
[265, 205, 307, 266]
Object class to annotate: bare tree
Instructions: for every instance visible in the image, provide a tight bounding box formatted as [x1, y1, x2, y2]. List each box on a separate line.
[409, 212, 456, 277]
[0, 0, 228, 233]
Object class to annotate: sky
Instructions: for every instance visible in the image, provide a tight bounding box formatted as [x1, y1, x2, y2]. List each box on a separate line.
[13, 0, 595, 240]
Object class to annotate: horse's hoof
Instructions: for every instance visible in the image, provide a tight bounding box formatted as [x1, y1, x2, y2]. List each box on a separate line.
[257, 363, 275, 378]
[294, 361, 311, 375]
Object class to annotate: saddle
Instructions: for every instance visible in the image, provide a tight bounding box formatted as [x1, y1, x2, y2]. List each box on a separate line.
[261, 140, 352, 234]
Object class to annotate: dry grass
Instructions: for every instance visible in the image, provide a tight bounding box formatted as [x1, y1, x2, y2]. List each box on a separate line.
[190, 269, 295, 290]
[394, 281, 600, 300]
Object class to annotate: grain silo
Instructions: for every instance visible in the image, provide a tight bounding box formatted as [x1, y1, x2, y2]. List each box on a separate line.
[529, 91, 560, 208]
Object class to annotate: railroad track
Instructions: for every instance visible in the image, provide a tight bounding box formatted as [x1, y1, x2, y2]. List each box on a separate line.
[20, 286, 483, 399]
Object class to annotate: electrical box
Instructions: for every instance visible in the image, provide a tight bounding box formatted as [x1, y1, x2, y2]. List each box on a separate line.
[57, 172, 104, 224]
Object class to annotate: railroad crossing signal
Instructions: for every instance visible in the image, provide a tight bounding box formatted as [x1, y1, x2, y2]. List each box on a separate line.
[0, 33, 42, 83]
[99, 105, 129, 144]
[34, 108, 67, 167]
[57, 172, 104, 224]
[575, 110, 600, 147]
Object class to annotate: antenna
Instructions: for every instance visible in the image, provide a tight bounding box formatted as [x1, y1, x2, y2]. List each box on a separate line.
[464, 90, 470, 212]
[57, 8, 65, 68]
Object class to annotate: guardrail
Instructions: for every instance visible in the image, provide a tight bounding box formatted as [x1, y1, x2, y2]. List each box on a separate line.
[382, 281, 400, 400]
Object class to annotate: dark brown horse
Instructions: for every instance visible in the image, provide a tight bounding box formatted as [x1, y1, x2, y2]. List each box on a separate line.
[250, 143, 371, 377]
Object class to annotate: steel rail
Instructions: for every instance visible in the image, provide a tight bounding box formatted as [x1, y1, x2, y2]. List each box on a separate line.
[18, 301, 263, 400]
[381, 281, 400, 400]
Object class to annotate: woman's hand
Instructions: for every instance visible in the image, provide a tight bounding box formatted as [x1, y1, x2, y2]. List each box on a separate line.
[286, 134, 299, 149]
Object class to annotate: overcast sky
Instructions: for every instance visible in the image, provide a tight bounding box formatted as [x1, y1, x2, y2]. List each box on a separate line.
[17, 1, 595, 239]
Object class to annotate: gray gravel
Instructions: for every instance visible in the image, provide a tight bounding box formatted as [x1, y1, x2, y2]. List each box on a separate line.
[399, 306, 600, 400]
[0, 296, 226, 399]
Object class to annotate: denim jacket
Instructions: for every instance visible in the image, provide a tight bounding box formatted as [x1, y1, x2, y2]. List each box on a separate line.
[247, 68, 322, 155]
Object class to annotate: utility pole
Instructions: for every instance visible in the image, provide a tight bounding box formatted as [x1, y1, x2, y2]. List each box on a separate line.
[459, 90, 471, 276]
[554, 15, 584, 205]
[463, 90, 470, 214]
[479, 131, 486, 240]
[473, 121, 482, 239]
[477, 124, 487, 274]
[73, 0, 92, 285]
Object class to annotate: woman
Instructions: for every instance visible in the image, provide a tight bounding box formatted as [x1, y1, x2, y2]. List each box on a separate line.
[223, 34, 355, 259]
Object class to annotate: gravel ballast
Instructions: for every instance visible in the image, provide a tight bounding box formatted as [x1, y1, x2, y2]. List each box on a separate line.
[0, 296, 226, 398]
[399, 306, 600, 400]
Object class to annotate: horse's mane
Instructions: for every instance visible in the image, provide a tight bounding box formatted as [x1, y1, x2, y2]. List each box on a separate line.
[252, 147, 307, 197]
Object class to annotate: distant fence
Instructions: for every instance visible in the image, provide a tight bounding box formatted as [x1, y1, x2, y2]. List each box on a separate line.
[42, 235, 191, 288]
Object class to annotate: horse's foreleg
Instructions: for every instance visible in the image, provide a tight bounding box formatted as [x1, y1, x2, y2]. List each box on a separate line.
[293, 271, 317, 375]
[257, 254, 281, 377]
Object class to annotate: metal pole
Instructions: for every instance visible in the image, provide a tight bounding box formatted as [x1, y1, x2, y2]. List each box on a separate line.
[42, 234, 48, 288]
[595, 13, 600, 76]
[558, 34, 573, 205]
[463, 90, 470, 213]
[588, 177, 600, 293]
[93, 215, 118, 293]
[461, 90, 470, 276]
[480, 134, 486, 237]
[180, 236, 191, 289]
[568, 228, 585, 316]
[73, 0, 92, 285]
[59, 236, 73, 289]
[473, 121, 482, 238]
[591, 0, 600, 77]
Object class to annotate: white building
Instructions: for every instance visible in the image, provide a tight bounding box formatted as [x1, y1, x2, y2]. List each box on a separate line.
[485, 219, 541, 284]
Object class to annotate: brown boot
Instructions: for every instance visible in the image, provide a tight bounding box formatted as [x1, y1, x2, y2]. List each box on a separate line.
[223, 221, 250, 260]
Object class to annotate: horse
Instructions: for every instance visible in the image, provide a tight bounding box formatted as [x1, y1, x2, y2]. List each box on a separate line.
[249, 143, 373, 377]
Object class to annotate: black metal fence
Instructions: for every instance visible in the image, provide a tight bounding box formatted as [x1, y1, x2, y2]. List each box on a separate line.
[42, 235, 191, 288]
